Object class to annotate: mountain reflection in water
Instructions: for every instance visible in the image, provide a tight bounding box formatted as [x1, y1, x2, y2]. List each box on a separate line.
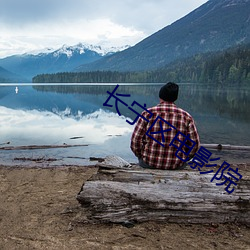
[0, 83, 249, 166]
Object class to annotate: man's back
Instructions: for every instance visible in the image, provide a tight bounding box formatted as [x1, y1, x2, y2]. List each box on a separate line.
[130, 83, 200, 170]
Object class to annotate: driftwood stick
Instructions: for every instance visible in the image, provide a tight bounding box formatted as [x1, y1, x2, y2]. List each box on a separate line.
[201, 143, 250, 151]
[0, 144, 89, 151]
[14, 157, 57, 162]
[77, 166, 250, 225]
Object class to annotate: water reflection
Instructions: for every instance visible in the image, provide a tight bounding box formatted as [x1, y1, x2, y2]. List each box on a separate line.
[0, 107, 132, 145]
[32, 83, 250, 145]
[33, 83, 250, 122]
[0, 83, 249, 166]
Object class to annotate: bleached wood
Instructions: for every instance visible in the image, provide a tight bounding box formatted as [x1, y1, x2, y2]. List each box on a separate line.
[77, 166, 250, 225]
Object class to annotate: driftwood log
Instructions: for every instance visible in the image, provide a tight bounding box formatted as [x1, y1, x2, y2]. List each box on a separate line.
[77, 158, 250, 225]
[0, 144, 88, 151]
[201, 143, 250, 151]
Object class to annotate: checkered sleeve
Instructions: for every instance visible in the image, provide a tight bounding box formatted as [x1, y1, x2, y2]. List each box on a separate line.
[130, 115, 147, 158]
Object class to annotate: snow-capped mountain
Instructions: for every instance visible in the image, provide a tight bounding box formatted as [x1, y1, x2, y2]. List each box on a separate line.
[0, 43, 130, 81]
[51, 43, 130, 58]
[29, 43, 130, 58]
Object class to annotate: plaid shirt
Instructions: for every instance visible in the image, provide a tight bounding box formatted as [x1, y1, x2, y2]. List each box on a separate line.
[130, 101, 200, 169]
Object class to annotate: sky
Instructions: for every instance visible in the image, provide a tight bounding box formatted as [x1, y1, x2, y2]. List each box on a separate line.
[0, 0, 208, 58]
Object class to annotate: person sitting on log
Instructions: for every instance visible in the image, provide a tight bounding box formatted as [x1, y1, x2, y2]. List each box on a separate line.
[130, 82, 200, 170]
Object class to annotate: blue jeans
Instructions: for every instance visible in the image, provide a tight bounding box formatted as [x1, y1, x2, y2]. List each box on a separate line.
[138, 158, 187, 170]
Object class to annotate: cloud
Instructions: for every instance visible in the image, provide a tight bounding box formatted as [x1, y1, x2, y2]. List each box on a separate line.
[0, 0, 208, 57]
[0, 107, 132, 145]
[0, 17, 145, 57]
[0, 0, 71, 25]
[0, 0, 207, 31]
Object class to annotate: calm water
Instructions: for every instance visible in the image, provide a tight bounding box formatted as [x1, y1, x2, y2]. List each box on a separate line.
[0, 83, 249, 166]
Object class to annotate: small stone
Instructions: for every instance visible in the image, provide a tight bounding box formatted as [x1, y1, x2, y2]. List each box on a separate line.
[121, 221, 135, 228]
[67, 222, 73, 231]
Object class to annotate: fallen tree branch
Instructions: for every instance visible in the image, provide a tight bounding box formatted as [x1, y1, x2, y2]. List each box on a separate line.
[201, 143, 250, 151]
[0, 144, 89, 151]
[14, 157, 57, 162]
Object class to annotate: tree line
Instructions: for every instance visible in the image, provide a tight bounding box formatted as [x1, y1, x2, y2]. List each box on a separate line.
[33, 43, 250, 85]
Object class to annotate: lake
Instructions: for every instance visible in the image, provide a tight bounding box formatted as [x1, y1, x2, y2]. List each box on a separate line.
[0, 83, 249, 167]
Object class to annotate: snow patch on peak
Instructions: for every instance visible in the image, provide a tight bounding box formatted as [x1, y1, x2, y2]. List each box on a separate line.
[51, 43, 130, 58]
[53, 44, 74, 58]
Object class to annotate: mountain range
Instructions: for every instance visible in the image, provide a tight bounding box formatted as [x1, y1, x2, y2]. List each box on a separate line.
[0, 0, 249, 82]
[76, 0, 250, 72]
[0, 44, 129, 82]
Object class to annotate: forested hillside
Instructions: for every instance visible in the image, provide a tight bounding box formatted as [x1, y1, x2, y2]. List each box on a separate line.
[33, 43, 250, 85]
[151, 43, 250, 84]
